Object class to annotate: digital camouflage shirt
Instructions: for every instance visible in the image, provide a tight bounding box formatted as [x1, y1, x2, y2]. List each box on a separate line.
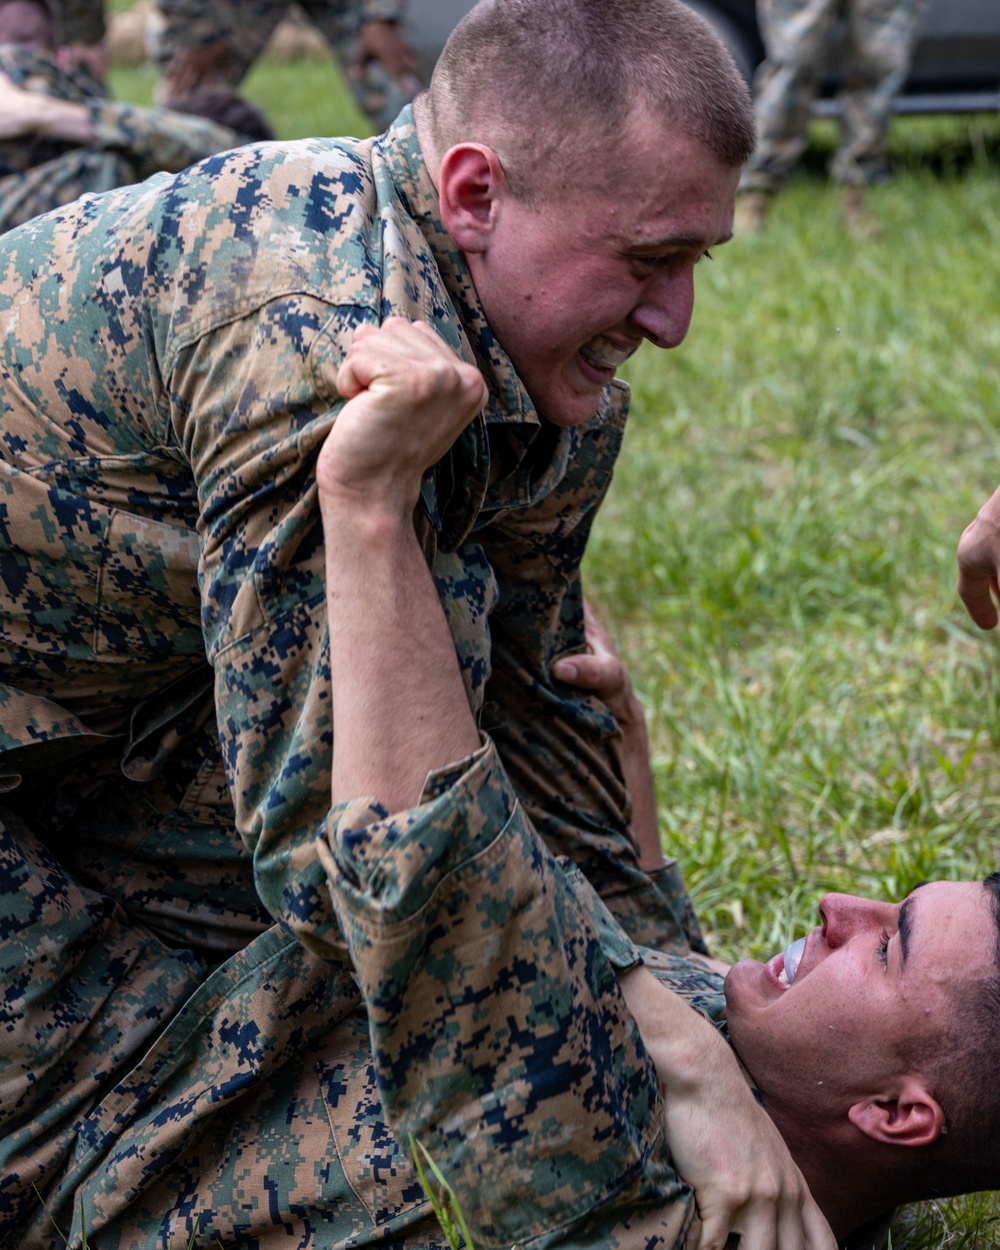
[0, 105, 700, 963]
[326, 738, 734, 1250]
[0, 45, 246, 233]
[0, 107, 707, 1243]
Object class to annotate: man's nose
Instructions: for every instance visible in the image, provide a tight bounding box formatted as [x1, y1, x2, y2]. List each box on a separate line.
[629, 267, 696, 350]
[819, 892, 896, 946]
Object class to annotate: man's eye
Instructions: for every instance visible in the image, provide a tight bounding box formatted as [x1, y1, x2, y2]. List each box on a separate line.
[634, 254, 673, 270]
[876, 929, 891, 969]
[633, 250, 712, 272]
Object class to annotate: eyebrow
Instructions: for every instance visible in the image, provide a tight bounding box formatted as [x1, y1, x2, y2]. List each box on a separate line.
[630, 233, 727, 252]
[897, 893, 918, 970]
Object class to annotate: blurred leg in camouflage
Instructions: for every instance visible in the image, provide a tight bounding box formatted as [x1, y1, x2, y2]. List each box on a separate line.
[741, 0, 839, 197]
[0, 804, 206, 1241]
[149, 0, 417, 131]
[738, 0, 923, 233]
[832, 0, 924, 186]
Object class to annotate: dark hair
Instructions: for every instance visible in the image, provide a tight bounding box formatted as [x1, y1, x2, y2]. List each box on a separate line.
[425, 0, 755, 197]
[906, 872, 1000, 1199]
[168, 87, 275, 143]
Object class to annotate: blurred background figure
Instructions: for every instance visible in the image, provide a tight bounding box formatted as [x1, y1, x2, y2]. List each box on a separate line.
[737, 0, 926, 237]
[57, 0, 106, 81]
[147, 0, 419, 133]
[0, 0, 272, 233]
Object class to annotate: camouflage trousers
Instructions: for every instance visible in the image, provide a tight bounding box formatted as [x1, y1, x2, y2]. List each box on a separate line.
[741, 0, 925, 190]
[0, 802, 456, 1250]
[0, 731, 704, 1247]
[148, 0, 413, 131]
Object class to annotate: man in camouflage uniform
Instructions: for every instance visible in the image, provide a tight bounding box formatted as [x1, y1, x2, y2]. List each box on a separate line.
[17, 318, 988, 1247]
[0, 0, 834, 1245]
[737, 0, 925, 235]
[304, 326, 1000, 1248]
[0, 0, 271, 232]
[149, 0, 419, 132]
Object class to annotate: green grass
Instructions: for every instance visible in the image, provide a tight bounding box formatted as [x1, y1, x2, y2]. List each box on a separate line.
[598, 118, 1000, 958]
[103, 45, 1000, 1249]
[594, 113, 1000, 1250]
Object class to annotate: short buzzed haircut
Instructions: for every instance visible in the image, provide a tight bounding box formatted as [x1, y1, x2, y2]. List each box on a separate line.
[425, 0, 755, 199]
[900, 872, 1000, 1201]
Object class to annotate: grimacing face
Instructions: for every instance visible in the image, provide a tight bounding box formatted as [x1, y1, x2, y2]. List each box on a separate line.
[465, 121, 741, 430]
[724, 881, 998, 1125]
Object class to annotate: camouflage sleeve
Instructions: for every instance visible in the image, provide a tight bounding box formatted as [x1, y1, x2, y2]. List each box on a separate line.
[167, 295, 373, 962]
[480, 395, 706, 953]
[86, 99, 241, 176]
[319, 736, 698, 1250]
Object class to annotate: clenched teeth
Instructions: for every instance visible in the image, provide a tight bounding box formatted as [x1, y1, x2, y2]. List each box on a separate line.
[579, 335, 639, 370]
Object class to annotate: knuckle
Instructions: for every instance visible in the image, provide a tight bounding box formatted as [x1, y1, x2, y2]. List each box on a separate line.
[407, 366, 445, 406]
[754, 1174, 783, 1205]
[725, 1180, 753, 1210]
[459, 368, 486, 406]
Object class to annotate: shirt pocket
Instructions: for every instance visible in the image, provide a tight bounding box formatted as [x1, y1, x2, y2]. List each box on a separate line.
[95, 507, 203, 657]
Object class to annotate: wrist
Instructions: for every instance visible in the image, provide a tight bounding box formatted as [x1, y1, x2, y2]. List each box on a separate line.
[33, 94, 95, 142]
[615, 691, 648, 738]
[319, 486, 415, 546]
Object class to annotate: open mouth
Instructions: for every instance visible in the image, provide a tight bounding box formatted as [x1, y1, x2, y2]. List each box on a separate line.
[775, 936, 807, 988]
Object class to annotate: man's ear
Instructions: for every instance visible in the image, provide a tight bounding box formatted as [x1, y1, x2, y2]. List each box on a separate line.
[437, 144, 507, 254]
[848, 1078, 946, 1148]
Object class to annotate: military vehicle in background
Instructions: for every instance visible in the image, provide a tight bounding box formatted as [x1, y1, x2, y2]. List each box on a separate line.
[401, 0, 1000, 115]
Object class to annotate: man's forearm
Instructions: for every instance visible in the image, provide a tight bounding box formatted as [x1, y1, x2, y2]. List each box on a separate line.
[320, 496, 480, 813]
[6, 91, 94, 143]
[316, 318, 487, 813]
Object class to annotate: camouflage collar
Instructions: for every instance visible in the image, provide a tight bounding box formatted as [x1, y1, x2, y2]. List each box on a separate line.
[375, 107, 539, 436]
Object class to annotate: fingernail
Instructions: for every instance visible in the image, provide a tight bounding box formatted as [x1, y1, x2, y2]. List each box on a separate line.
[555, 662, 577, 680]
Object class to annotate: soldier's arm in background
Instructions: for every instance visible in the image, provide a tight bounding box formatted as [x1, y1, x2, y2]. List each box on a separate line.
[0, 69, 248, 176]
[298, 0, 419, 131]
[150, 0, 280, 98]
[354, 0, 419, 94]
[957, 482, 1000, 630]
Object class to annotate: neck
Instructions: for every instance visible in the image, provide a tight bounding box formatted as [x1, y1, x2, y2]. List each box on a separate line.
[771, 1110, 899, 1244]
[411, 94, 440, 192]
